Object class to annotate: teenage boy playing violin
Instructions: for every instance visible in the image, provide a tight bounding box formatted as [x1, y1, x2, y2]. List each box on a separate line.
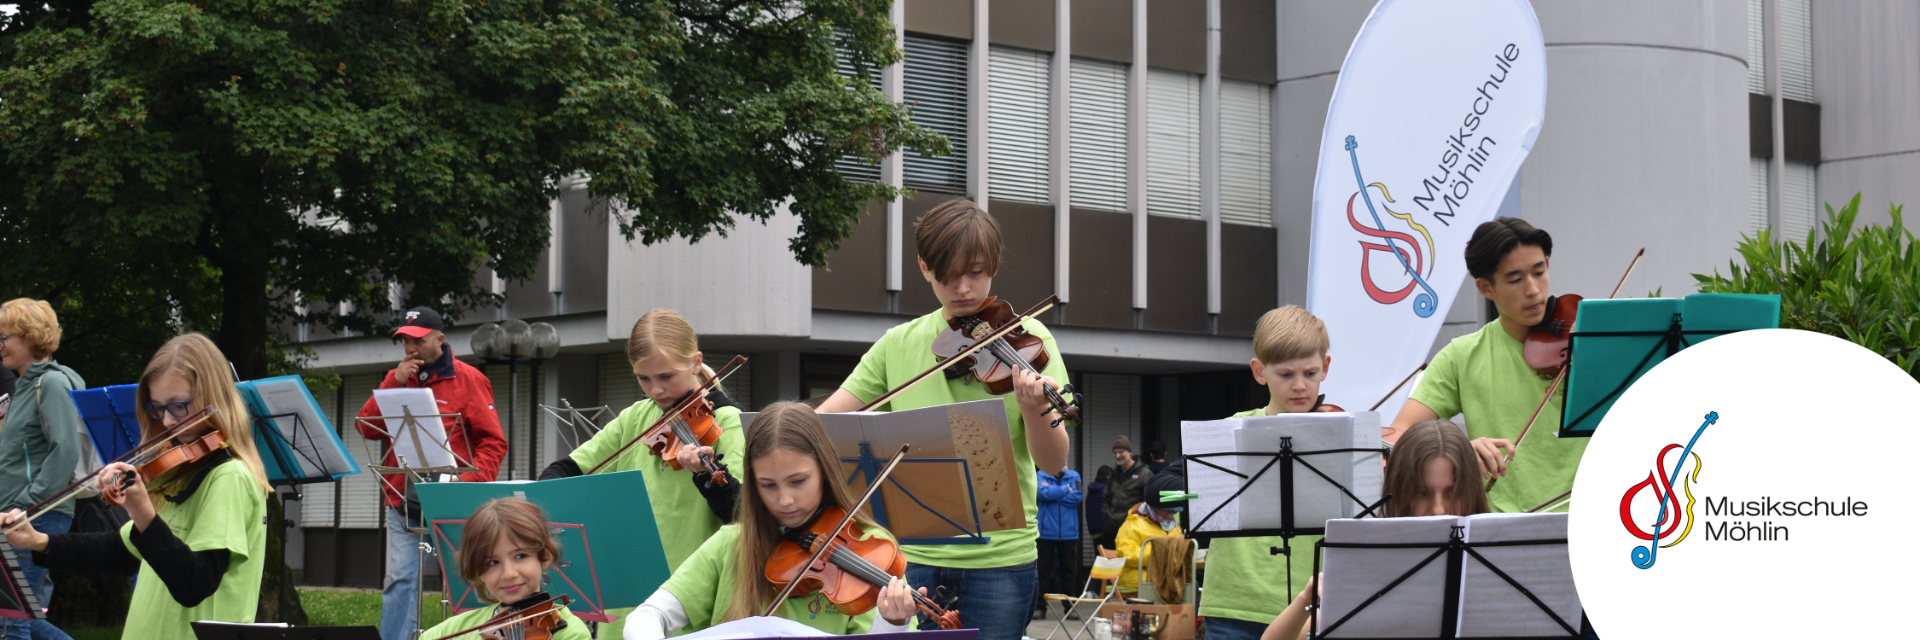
[817, 198, 1072, 640]
[1385, 217, 1584, 514]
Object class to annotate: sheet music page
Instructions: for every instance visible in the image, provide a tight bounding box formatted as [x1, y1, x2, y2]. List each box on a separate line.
[1456, 512, 1581, 637]
[372, 388, 455, 469]
[253, 377, 354, 478]
[1180, 418, 1243, 533]
[676, 615, 833, 639]
[1321, 516, 1457, 638]
[813, 399, 1027, 537]
[1235, 414, 1352, 531]
[1347, 412, 1384, 517]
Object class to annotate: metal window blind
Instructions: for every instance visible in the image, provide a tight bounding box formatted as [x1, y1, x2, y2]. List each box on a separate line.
[1220, 80, 1272, 227]
[597, 352, 754, 415]
[905, 36, 969, 193]
[1147, 68, 1202, 219]
[1747, 0, 1766, 94]
[300, 383, 341, 528]
[1071, 57, 1129, 213]
[1783, 162, 1817, 242]
[835, 35, 884, 183]
[1750, 157, 1770, 236]
[989, 45, 1052, 205]
[1780, 0, 1813, 102]
[324, 373, 385, 529]
[1078, 373, 1141, 568]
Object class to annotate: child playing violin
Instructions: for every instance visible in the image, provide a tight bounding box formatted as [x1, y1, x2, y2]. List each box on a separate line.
[625, 402, 923, 640]
[2, 333, 272, 640]
[418, 497, 589, 640]
[816, 198, 1071, 640]
[1258, 419, 1491, 640]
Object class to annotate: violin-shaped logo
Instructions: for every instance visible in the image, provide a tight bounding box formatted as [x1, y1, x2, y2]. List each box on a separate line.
[1618, 411, 1718, 569]
[1343, 136, 1438, 318]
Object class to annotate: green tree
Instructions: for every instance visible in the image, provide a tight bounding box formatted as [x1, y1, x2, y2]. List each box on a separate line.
[1, 0, 943, 623]
[1695, 194, 1920, 380]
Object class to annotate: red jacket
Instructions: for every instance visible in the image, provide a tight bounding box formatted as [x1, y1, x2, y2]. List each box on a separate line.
[355, 347, 507, 508]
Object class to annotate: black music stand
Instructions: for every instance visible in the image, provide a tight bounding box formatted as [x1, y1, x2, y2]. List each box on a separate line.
[0, 545, 43, 622]
[355, 408, 479, 638]
[190, 622, 380, 640]
[1307, 526, 1585, 639]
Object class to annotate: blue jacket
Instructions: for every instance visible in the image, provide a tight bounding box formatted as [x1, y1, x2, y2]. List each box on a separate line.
[1037, 469, 1084, 540]
[1085, 481, 1107, 537]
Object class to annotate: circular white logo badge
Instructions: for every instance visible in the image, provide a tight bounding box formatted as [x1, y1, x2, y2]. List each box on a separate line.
[1570, 329, 1919, 636]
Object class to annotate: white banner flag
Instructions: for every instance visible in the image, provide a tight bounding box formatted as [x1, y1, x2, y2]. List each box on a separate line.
[1306, 0, 1546, 420]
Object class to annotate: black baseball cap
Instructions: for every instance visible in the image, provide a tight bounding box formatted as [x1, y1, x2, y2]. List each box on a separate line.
[393, 307, 444, 338]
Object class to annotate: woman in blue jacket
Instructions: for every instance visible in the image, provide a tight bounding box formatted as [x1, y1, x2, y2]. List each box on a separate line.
[1034, 465, 1083, 618]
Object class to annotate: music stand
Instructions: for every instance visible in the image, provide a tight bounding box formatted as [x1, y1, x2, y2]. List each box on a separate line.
[1181, 413, 1389, 598]
[1559, 293, 1779, 437]
[0, 545, 43, 621]
[1306, 522, 1584, 639]
[190, 623, 380, 640]
[355, 407, 478, 639]
[69, 383, 142, 464]
[748, 398, 1021, 545]
[539, 400, 616, 454]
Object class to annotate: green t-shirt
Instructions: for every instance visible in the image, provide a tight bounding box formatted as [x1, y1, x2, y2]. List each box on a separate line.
[662, 524, 887, 635]
[118, 460, 266, 640]
[1410, 320, 1583, 513]
[1198, 408, 1315, 625]
[420, 599, 591, 640]
[568, 397, 745, 572]
[839, 309, 1071, 569]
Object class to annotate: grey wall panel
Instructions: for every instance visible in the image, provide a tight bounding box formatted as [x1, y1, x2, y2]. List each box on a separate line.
[1220, 0, 1276, 83]
[560, 189, 608, 315]
[1144, 215, 1207, 333]
[907, 0, 974, 40]
[1817, 154, 1920, 230]
[1147, 0, 1206, 74]
[1272, 74, 1335, 308]
[813, 201, 891, 313]
[991, 0, 1055, 52]
[1067, 208, 1134, 329]
[1218, 223, 1277, 337]
[604, 205, 811, 340]
[1812, 2, 1920, 229]
[504, 227, 555, 319]
[1072, 0, 1133, 63]
[1276, 1, 1370, 81]
[1532, 0, 1747, 62]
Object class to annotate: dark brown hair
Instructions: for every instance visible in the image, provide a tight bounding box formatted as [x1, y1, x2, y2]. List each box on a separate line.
[1464, 217, 1553, 281]
[1382, 419, 1489, 518]
[459, 497, 561, 603]
[914, 198, 1004, 283]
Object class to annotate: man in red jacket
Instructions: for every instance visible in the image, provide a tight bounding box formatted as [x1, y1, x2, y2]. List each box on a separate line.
[354, 307, 506, 640]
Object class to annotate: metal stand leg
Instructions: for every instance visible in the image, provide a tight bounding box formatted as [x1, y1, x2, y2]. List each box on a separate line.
[410, 525, 433, 640]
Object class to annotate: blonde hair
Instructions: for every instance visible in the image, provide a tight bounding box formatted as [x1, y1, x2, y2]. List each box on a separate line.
[459, 497, 561, 604]
[135, 333, 272, 496]
[914, 198, 1004, 283]
[0, 299, 61, 358]
[1252, 306, 1329, 364]
[627, 309, 714, 379]
[724, 402, 879, 622]
[1381, 420, 1489, 518]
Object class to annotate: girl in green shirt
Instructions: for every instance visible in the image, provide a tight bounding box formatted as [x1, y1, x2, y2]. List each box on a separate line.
[3, 333, 272, 640]
[625, 402, 923, 640]
[417, 497, 590, 640]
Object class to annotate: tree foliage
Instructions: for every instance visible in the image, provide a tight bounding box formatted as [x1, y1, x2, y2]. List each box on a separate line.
[1694, 194, 1920, 380]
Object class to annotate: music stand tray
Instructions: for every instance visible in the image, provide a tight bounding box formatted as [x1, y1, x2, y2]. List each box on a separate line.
[1560, 293, 1779, 437]
[238, 376, 364, 487]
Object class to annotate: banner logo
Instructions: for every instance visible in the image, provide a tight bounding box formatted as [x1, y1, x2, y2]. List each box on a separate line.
[1344, 135, 1438, 317]
[1618, 411, 1718, 569]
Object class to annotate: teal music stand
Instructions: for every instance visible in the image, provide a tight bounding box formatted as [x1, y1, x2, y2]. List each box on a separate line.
[416, 470, 667, 624]
[1559, 293, 1779, 437]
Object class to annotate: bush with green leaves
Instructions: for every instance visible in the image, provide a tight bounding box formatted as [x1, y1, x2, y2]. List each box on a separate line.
[1694, 193, 1919, 380]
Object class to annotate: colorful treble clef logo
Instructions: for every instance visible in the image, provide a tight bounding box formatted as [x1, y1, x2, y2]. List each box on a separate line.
[1618, 411, 1718, 569]
[1344, 136, 1438, 318]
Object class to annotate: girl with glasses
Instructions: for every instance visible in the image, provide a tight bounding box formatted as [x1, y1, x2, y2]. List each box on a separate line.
[3, 333, 272, 640]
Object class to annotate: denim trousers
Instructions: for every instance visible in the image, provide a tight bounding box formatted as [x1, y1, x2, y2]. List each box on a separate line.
[380, 506, 425, 640]
[1202, 616, 1268, 640]
[905, 561, 1037, 640]
[1, 512, 72, 640]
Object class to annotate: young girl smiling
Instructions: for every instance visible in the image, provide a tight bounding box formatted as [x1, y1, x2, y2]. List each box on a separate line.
[419, 497, 588, 640]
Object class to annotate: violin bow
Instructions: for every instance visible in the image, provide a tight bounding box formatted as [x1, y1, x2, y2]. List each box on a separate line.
[585, 355, 748, 475]
[1368, 363, 1428, 412]
[1528, 489, 1572, 513]
[762, 444, 911, 617]
[857, 296, 1060, 412]
[6, 406, 221, 534]
[1488, 248, 1644, 492]
[429, 594, 571, 640]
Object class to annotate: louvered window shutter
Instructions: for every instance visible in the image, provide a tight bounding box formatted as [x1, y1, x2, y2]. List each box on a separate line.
[834, 34, 884, 183]
[989, 46, 1051, 205]
[1071, 58, 1129, 212]
[1147, 69, 1201, 219]
[1220, 80, 1272, 227]
[904, 36, 970, 193]
[1779, 0, 1813, 102]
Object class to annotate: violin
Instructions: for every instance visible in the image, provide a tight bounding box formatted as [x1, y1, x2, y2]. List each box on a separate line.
[930, 296, 1082, 428]
[6, 406, 222, 534]
[763, 506, 962, 629]
[124, 428, 229, 492]
[588, 356, 748, 487]
[430, 593, 572, 640]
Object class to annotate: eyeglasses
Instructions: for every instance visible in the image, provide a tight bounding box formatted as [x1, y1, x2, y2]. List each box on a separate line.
[145, 400, 196, 421]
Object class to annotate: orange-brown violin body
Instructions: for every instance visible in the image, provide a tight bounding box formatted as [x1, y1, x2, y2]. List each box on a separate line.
[132, 428, 229, 485]
[932, 297, 1081, 427]
[763, 506, 961, 629]
[638, 394, 722, 471]
[431, 593, 570, 640]
[1523, 294, 1584, 378]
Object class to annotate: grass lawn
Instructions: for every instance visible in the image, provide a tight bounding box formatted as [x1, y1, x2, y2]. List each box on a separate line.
[54, 588, 449, 638]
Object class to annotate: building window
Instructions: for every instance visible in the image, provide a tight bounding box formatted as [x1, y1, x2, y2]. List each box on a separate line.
[1749, 157, 1769, 237]
[1746, 0, 1766, 94]
[1779, 0, 1813, 102]
[988, 45, 1051, 205]
[1070, 57, 1128, 213]
[904, 36, 970, 193]
[1147, 68, 1201, 219]
[834, 33, 884, 183]
[1220, 80, 1272, 227]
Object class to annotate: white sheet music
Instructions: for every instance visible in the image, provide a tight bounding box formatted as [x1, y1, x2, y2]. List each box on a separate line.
[1180, 419, 1243, 532]
[674, 615, 829, 640]
[1321, 516, 1457, 638]
[372, 388, 455, 469]
[1236, 413, 1352, 530]
[1349, 411, 1384, 516]
[252, 377, 354, 477]
[1456, 512, 1580, 637]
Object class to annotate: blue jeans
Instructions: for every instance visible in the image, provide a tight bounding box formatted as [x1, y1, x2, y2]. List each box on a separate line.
[905, 561, 1036, 640]
[1203, 616, 1267, 640]
[380, 506, 424, 640]
[1, 512, 71, 640]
